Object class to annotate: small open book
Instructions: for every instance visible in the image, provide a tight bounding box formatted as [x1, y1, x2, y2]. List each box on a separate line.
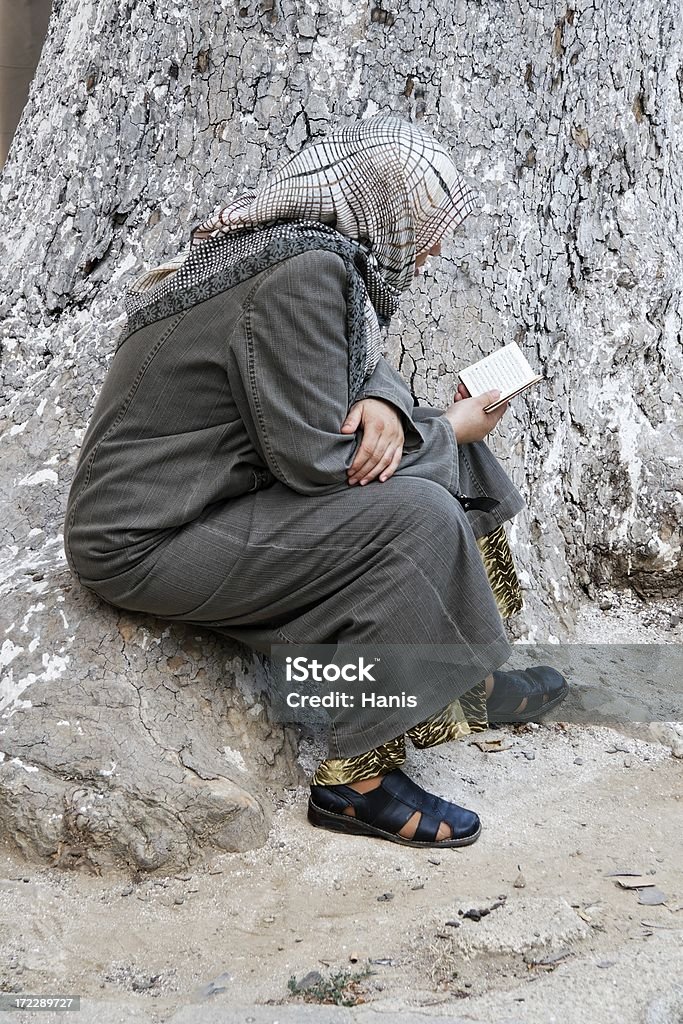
[458, 342, 543, 412]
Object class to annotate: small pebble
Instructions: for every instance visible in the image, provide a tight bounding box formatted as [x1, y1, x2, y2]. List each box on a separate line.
[599, 597, 613, 611]
[377, 892, 394, 902]
[523, 750, 536, 761]
[624, 755, 634, 768]
[669, 614, 681, 629]
[120, 885, 133, 896]
[574, 757, 584, 765]
[638, 887, 667, 906]
[513, 871, 527, 888]
[428, 858, 441, 866]
[292, 971, 323, 992]
[132, 975, 160, 991]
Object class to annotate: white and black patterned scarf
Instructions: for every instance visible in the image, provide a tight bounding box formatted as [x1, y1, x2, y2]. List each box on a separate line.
[124, 114, 479, 403]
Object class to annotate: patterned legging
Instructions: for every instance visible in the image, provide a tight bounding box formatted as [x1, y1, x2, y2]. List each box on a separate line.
[310, 525, 522, 786]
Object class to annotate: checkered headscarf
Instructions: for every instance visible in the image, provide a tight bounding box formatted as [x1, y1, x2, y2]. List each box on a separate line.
[126, 114, 479, 401]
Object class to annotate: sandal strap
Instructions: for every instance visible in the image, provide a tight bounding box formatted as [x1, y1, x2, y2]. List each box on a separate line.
[309, 784, 357, 816]
[413, 811, 444, 843]
[382, 770, 456, 822]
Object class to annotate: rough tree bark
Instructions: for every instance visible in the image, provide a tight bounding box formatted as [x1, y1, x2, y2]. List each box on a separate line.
[1, 0, 681, 872]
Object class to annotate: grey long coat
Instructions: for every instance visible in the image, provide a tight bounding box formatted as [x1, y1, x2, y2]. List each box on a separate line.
[64, 249, 525, 757]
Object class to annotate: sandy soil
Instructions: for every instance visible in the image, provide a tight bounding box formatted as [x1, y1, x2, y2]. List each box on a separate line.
[1, 591, 682, 1023]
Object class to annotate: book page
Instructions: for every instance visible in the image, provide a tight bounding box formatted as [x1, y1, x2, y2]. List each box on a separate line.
[458, 342, 542, 404]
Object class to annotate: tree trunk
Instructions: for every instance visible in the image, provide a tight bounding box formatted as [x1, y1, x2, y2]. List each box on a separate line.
[1, 0, 681, 872]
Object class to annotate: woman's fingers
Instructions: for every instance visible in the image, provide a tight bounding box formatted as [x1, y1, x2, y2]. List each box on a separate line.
[348, 426, 384, 481]
[379, 445, 403, 482]
[349, 429, 404, 484]
[358, 444, 401, 485]
[348, 427, 403, 480]
[341, 404, 363, 433]
[480, 391, 509, 424]
[487, 399, 509, 424]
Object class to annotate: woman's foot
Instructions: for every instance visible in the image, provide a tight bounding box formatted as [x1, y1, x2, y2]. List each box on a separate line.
[308, 768, 481, 847]
[484, 666, 568, 723]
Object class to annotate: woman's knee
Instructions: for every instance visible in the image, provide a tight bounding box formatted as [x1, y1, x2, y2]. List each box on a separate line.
[378, 477, 468, 539]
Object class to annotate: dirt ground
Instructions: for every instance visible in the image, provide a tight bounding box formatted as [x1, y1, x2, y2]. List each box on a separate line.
[1, 591, 682, 1023]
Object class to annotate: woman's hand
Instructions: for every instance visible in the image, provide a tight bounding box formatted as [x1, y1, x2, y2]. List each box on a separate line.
[444, 390, 509, 444]
[341, 398, 404, 485]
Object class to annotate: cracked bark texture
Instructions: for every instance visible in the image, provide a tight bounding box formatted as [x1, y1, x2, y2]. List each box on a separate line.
[1, 0, 682, 871]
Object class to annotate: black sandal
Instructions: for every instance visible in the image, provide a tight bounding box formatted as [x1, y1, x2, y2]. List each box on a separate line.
[486, 665, 569, 725]
[308, 768, 481, 848]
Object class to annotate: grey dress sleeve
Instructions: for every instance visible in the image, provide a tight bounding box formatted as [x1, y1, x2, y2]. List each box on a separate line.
[229, 249, 358, 495]
[412, 401, 447, 419]
[228, 248, 462, 497]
